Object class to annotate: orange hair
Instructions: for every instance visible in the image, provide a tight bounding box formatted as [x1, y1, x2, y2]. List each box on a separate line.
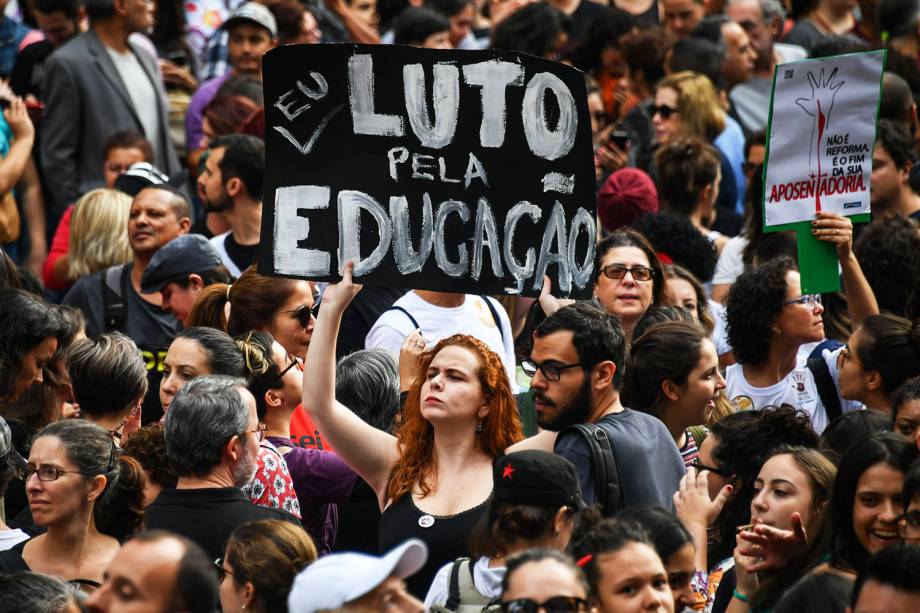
[385, 334, 523, 503]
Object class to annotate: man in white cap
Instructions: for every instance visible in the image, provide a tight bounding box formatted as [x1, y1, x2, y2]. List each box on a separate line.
[288, 539, 427, 613]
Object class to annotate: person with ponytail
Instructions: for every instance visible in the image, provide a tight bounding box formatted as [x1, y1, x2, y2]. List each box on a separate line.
[837, 313, 920, 414]
[623, 321, 725, 466]
[187, 266, 326, 449]
[655, 138, 729, 254]
[0, 420, 145, 588]
[235, 331, 357, 554]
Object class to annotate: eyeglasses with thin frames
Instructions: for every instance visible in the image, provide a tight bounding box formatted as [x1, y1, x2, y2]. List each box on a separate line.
[783, 294, 822, 309]
[241, 423, 268, 443]
[22, 465, 95, 482]
[521, 360, 583, 382]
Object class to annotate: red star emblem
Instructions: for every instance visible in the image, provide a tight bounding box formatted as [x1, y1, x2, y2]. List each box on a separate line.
[502, 464, 515, 479]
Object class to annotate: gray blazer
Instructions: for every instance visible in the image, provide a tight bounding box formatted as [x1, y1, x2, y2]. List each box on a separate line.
[40, 30, 181, 216]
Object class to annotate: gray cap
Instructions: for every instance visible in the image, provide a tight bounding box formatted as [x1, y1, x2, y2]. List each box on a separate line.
[140, 234, 223, 293]
[222, 2, 278, 38]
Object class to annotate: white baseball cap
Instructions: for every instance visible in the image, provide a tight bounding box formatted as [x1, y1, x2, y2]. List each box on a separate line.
[287, 539, 428, 613]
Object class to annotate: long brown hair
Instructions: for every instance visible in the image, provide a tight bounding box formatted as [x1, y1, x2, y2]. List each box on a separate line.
[385, 335, 523, 503]
[187, 266, 300, 335]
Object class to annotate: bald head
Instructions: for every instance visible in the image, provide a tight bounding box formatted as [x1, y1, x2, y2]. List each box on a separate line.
[87, 532, 218, 613]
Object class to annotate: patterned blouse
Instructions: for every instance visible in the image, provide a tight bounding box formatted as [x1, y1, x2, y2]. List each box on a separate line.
[242, 440, 302, 519]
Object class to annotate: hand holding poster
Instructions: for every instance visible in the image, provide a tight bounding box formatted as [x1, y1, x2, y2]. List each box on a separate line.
[763, 50, 885, 228]
[258, 44, 597, 298]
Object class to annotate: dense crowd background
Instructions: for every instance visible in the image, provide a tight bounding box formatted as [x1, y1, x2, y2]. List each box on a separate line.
[1, 0, 920, 611]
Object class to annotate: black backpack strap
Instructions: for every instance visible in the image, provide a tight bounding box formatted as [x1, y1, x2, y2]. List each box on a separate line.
[444, 558, 467, 611]
[101, 264, 130, 332]
[384, 305, 421, 330]
[478, 295, 505, 343]
[807, 354, 843, 424]
[562, 424, 624, 515]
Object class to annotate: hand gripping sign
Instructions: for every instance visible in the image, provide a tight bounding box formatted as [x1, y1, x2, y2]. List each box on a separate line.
[258, 44, 597, 298]
[762, 50, 884, 292]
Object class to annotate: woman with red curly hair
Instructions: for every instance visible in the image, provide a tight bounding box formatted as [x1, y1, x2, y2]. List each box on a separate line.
[303, 263, 523, 597]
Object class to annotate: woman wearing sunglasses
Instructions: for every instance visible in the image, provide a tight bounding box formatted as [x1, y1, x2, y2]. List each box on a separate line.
[303, 262, 523, 597]
[651, 71, 741, 224]
[235, 331, 358, 554]
[725, 216, 879, 433]
[188, 266, 328, 450]
[216, 519, 317, 613]
[499, 549, 592, 613]
[0, 420, 144, 588]
[594, 227, 668, 342]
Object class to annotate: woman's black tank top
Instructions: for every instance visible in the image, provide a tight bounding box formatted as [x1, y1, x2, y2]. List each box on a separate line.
[378, 492, 491, 598]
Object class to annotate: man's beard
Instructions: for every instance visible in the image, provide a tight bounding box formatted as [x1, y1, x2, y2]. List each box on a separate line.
[232, 445, 259, 488]
[203, 193, 232, 213]
[534, 376, 594, 431]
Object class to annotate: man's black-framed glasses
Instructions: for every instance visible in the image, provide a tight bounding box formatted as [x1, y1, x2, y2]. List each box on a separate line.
[522, 359, 583, 382]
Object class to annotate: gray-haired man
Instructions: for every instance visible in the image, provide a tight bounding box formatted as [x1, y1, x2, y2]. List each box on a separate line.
[145, 375, 300, 559]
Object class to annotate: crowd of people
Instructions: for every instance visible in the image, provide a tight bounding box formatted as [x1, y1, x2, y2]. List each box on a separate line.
[2, 0, 920, 611]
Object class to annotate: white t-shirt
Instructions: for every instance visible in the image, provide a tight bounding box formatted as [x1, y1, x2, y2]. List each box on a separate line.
[709, 300, 731, 357]
[725, 345, 863, 432]
[365, 291, 517, 388]
[105, 46, 161, 161]
[424, 556, 505, 609]
[0, 528, 29, 551]
[712, 235, 748, 286]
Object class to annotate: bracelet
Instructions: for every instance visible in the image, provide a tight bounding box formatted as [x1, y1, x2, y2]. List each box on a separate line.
[732, 590, 750, 603]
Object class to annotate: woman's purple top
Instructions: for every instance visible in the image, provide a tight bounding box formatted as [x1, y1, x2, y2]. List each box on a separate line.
[267, 436, 359, 554]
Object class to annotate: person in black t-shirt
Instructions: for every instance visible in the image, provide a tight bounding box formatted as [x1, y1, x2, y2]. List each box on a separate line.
[197, 134, 263, 277]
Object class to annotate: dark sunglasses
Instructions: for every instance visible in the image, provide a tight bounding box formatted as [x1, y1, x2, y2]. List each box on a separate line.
[284, 303, 320, 328]
[214, 558, 234, 584]
[274, 354, 304, 383]
[500, 596, 589, 613]
[650, 104, 678, 120]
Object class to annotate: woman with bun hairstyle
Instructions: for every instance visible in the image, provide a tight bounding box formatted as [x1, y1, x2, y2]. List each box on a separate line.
[188, 267, 326, 448]
[0, 420, 145, 587]
[235, 330, 357, 554]
[836, 313, 920, 414]
[623, 321, 725, 466]
[655, 138, 728, 254]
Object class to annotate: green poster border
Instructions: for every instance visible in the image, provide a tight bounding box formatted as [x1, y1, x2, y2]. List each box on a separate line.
[759, 49, 886, 294]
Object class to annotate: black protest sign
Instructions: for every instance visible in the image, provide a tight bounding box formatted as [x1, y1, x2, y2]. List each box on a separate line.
[259, 44, 596, 297]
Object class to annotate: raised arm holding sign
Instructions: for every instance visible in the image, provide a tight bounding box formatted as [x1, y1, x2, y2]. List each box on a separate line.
[762, 49, 885, 294]
[258, 44, 597, 298]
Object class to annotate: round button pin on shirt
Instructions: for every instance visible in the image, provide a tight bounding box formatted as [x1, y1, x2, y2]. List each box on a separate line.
[418, 514, 435, 528]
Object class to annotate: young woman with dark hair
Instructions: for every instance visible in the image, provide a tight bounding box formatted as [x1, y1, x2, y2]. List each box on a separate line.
[303, 263, 522, 597]
[617, 506, 698, 612]
[623, 321, 725, 466]
[569, 517, 673, 612]
[0, 289, 67, 406]
[891, 375, 920, 444]
[836, 313, 920, 413]
[673, 406, 819, 610]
